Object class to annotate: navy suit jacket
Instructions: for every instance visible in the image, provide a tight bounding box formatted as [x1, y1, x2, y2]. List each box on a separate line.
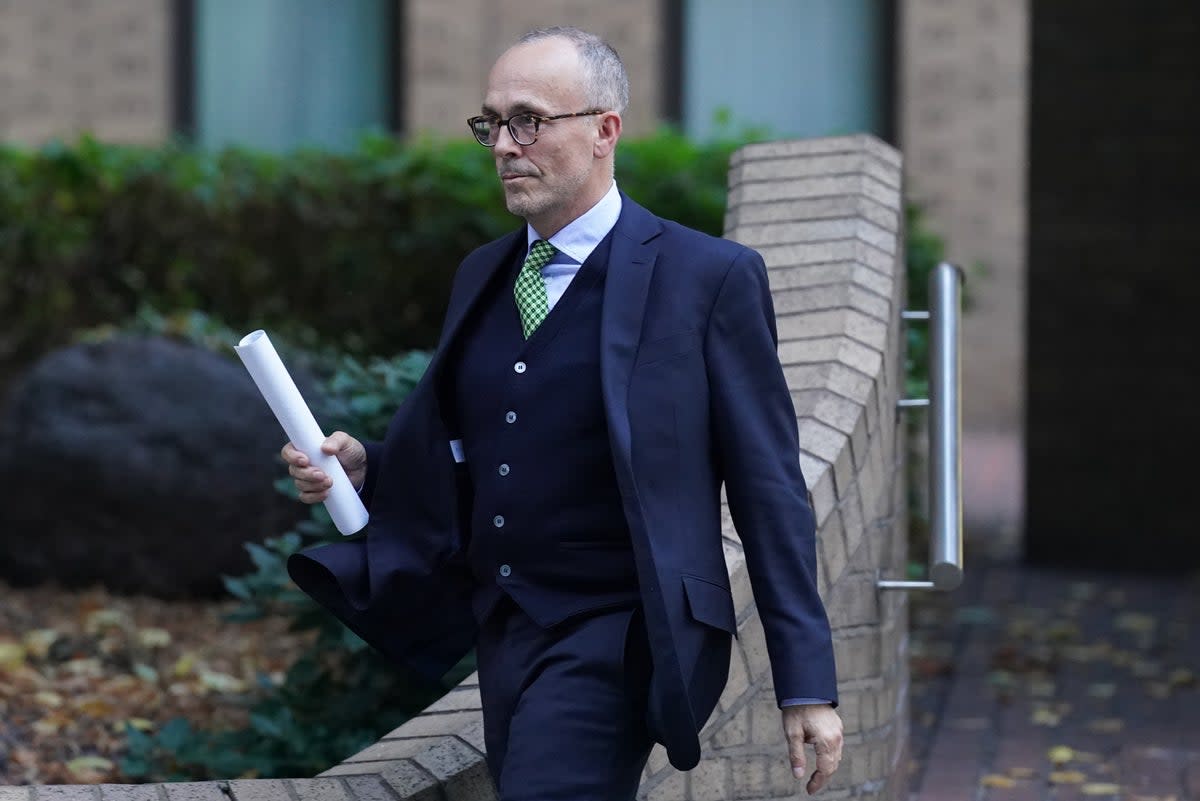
[287, 195, 837, 770]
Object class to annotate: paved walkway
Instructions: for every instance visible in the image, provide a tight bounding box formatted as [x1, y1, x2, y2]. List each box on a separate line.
[907, 545, 1200, 801]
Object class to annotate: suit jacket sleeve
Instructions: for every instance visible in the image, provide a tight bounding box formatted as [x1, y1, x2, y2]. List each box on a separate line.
[704, 247, 838, 707]
[359, 440, 383, 508]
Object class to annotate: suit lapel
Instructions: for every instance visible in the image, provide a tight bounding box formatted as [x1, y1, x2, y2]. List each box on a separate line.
[599, 198, 701, 765]
[601, 195, 662, 467]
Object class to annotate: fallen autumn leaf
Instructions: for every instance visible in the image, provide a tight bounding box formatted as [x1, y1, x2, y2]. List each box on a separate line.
[1048, 770, 1087, 784]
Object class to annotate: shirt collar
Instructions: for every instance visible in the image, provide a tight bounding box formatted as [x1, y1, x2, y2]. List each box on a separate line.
[526, 181, 622, 264]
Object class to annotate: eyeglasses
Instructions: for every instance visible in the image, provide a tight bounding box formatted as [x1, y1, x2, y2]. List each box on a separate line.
[467, 110, 605, 147]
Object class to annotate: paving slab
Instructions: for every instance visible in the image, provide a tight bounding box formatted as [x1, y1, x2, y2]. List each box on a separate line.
[907, 553, 1200, 801]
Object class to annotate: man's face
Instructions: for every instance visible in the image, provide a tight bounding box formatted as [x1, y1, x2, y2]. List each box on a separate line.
[482, 38, 600, 235]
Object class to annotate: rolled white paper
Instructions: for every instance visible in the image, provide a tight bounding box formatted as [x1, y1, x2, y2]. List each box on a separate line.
[235, 330, 369, 536]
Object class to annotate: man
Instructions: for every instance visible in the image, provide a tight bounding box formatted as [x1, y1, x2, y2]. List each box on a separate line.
[282, 26, 843, 801]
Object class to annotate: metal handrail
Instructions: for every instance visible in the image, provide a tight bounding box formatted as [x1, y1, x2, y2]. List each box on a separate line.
[879, 262, 964, 592]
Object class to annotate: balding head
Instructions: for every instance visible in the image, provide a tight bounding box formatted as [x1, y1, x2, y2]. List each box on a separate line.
[516, 27, 630, 115]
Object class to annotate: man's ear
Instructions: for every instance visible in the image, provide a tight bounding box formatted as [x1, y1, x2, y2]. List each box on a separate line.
[594, 111, 622, 159]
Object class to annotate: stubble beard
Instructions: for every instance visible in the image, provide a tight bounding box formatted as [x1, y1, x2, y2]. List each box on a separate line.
[503, 184, 543, 220]
[501, 167, 591, 230]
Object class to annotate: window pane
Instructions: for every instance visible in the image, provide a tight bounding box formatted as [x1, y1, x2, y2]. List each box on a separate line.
[194, 0, 390, 151]
[684, 0, 886, 140]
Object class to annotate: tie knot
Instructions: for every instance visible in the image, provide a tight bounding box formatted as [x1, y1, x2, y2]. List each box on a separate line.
[525, 239, 556, 270]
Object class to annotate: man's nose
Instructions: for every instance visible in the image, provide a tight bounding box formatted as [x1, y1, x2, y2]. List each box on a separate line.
[493, 124, 523, 158]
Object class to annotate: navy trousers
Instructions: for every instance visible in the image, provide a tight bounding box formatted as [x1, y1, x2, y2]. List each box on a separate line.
[476, 597, 655, 800]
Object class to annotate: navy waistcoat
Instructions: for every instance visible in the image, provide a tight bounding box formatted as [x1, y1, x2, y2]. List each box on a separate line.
[448, 232, 640, 627]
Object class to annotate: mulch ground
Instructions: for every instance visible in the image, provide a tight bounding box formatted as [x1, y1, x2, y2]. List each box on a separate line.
[0, 580, 313, 785]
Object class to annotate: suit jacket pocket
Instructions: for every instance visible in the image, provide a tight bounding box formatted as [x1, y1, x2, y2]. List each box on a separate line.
[682, 574, 737, 635]
[634, 330, 699, 367]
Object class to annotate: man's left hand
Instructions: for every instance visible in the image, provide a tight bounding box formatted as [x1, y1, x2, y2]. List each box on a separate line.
[781, 703, 843, 795]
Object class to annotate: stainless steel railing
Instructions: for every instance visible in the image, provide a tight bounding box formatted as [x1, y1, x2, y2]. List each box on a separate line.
[879, 262, 964, 592]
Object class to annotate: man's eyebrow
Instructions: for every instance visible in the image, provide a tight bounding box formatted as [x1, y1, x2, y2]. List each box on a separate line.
[480, 102, 548, 117]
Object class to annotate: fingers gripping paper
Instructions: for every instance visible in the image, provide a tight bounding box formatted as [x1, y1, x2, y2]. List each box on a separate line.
[235, 330, 369, 536]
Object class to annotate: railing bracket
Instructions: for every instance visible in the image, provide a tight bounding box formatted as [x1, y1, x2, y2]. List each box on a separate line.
[880, 263, 965, 592]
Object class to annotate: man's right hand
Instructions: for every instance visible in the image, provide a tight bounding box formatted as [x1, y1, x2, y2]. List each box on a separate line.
[281, 431, 367, 503]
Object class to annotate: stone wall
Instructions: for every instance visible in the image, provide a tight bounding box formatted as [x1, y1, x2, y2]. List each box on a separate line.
[1, 135, 910, 800]
[405, 0, 664, 136]
[899, 0, 1029, 433]
[0, 0, 171, 144]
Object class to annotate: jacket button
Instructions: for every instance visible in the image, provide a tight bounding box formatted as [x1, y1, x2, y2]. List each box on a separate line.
[499, 564, 512, 577]
[493, 515, 505, 528]
[505, 411, 517, 424]
[514, 361, 526, 374]
[498, 464, 510, 476]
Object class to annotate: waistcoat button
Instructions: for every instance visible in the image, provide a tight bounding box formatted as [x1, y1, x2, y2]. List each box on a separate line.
[514, 361, 527, 374]
[499, 564, 512, 577]
[498, 464, 510, 476]
[493, 515, 505, 528]
[505, 411, 517, 423]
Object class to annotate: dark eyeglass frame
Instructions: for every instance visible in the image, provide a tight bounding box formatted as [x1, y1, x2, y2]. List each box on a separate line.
[467, 110, 606, 147]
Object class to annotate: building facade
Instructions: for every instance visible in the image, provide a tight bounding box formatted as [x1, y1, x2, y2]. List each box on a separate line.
[0, 0, 1030, 529]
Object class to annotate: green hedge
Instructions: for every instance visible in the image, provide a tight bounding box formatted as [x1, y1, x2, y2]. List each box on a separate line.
[0, 131, 741, 379]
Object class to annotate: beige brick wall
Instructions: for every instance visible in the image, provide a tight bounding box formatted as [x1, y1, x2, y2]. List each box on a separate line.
[405, 0, 663, 136]
[899, 0, 1029, 432]
[0, 0, 171, 144]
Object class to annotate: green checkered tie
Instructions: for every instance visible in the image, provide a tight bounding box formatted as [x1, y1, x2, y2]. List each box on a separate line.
[515, 239, 556, 338]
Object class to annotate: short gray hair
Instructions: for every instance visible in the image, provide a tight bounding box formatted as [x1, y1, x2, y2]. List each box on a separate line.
[518, 26, 630, 114]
